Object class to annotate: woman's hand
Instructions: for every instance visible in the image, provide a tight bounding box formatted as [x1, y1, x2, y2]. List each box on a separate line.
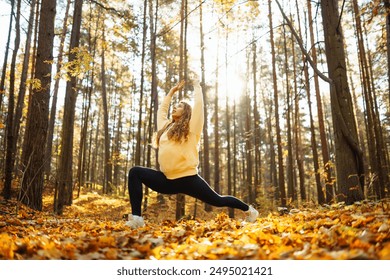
[168, 80, 185, 96]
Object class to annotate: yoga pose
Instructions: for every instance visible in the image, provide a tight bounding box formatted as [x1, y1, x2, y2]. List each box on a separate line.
[126, 78, 258, 229]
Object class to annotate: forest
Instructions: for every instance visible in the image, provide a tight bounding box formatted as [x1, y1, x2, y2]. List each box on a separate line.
[0, 0, 389, 260]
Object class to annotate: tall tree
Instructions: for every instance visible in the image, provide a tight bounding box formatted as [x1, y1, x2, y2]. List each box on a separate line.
[176, 0, 188, 220]
[19, 0, 56, 210]
[224, 26, 233, 218]
[12, 0, 38, 178]
[283, 23, 295, 203]
[101, 23, 112, 194]
[3, 0, 21, 199]
[46, 0, 71, 179]
[352, 0, 389, 199]
[55, 0, 84, 214]
[275, 0, 364, 204]
[252, 42, 262, 202]
[268, 0, 286, 206]
[307, 0, 333, 203]
[213, 30, 221, 196]
[385, 0, 390, 97]
[320, 0, 364, 203]
[0, 0, 15, 112]
[134, 0, 147, 167]
[289, 7, 306, 202]
[199, 0, 211, 211]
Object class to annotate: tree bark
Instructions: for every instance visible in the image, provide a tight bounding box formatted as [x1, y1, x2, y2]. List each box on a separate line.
[268, 0, 286, 206]
[320, 0, 364, 204]
[46, 0, 71, 179]
[3, 0, 21, 199]
[307, 0, 333, 203]
[20, 0, 56, 210]
[55, 0, 84, 214]
[199, 0, 212, 212]
[0, 0, 15, 112]
[101, 25, 112, 195]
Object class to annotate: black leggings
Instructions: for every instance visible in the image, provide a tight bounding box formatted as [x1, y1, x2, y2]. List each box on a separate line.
[128, 166, 249, 216]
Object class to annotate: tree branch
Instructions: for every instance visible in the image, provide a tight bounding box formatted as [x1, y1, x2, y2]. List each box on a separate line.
[89, 0, 125, 17]
[274, 0, 332, 84]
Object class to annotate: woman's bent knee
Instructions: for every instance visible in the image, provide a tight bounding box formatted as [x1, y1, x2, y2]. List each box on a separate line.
[128, 166, 143, 178]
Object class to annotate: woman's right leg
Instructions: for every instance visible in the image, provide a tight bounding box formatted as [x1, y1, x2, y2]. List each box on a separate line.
[128, 166, 175, 216]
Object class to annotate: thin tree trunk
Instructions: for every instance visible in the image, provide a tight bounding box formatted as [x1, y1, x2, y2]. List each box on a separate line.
[11, 0, 37, 185]
[0, 0, 15, 112]
[268, 0, 286, 206]
[101, 27, 112, 194]
[135, 0, 148, 167]
[244, 49, 253, 204]
[231, 100, 237, 218]
[290, 11, 305, 202]
[252, 42, 261, 202]
[384, 0, 390, 100]
[245, 80, 253, 204]
[224, 28, 233, 218]
[176, 0, 187, 220]
[46, 0, 71, 179]
[213, 29, 221, 196]
[3, 0, 21, 199]
[283, 23, 295, 203]
[199, 0, 212, 212]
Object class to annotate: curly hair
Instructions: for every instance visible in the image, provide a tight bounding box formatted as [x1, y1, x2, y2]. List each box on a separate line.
[156, 101, 192, 146]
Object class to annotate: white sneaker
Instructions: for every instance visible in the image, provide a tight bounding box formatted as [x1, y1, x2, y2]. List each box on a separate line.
[125, 214, 145, 229]
[245, 205, 258, 222]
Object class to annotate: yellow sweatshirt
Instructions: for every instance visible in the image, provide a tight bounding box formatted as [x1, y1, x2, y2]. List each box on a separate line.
[157, 82, 204, 179]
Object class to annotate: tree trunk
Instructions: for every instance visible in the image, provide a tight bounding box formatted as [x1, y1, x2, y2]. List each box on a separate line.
[385, 0, 390, 100]
[224, 28, 233, 218]
[353, 0, 389, 199]
[176, 0, 187, 220]
[0, 0, 15, 112]
[245, 81, 253, 204]
[305, 60, 324, 204]
[199, 0, 212, 212]
[268, 0, 286, 206]
[320, 0, 364, 204]
[289, 9, 306, 202]
[231, 100, 237, 218]
[19, 0, 56, 211]
[10, 0, 37, 192]
[46, 0, 71, 180]
[3, 0, 21, 200]
[252, 42, 261, 202]
[101, 25, 112, 195]
[55, 0, 83, 214]
[283, 23, 295, 203]
[307, 0, 333, 203]
[213, 32, 221, 196]
[135, 0, 147, 167]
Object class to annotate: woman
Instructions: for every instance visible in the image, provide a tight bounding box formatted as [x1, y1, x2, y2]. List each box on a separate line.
[126, 78, 258, 229]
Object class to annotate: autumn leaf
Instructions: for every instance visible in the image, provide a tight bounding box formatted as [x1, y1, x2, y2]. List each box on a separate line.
[0, 192, 389, 260]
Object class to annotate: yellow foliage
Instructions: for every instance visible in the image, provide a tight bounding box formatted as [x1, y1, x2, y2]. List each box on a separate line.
[0, 192, 389, 260]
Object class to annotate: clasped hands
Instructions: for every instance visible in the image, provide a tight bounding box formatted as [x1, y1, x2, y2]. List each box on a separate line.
[169, 75, 200, 96]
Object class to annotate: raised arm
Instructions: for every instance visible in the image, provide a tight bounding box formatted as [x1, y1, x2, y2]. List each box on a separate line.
[157, 80, 185, 130]
[189, 79, 204, 136]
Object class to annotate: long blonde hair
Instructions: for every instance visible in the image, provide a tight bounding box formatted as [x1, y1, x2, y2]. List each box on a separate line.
[156, 101, 192, 146]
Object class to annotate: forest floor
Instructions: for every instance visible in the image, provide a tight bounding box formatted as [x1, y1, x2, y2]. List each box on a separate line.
[0, 189, 389, 260]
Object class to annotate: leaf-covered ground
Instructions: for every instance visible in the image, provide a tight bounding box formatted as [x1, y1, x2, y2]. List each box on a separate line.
[0, 191, 389, 260]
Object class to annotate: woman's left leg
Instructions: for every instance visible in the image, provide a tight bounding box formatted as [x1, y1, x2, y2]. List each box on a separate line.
[174, 175, 249, 211]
